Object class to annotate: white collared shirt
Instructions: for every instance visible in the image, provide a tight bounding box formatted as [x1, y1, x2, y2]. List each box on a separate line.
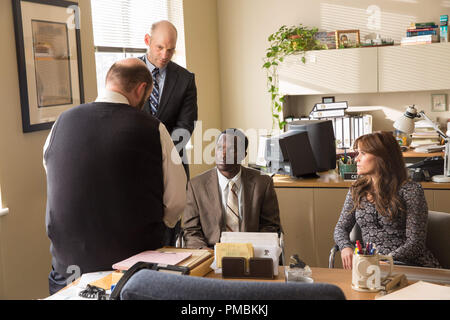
[217, 168, 243, 229]
[143, 55, 167, 102]
[43, 90, 186, 228]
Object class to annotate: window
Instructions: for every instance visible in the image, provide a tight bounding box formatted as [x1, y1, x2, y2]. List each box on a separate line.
[90, 0, 186, 96]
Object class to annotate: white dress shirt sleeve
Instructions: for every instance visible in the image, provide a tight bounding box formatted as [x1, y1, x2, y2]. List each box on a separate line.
[159, 122, 187, 227]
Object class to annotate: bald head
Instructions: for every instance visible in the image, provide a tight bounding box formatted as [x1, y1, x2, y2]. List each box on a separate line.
[105, 58, 152, 109]
[106, 58, 152, 92]
[145, 20, 178, 69]
[151, 20, 178, 38]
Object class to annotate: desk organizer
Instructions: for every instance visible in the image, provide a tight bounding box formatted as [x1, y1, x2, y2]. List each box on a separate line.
[222, 257, 274, 279]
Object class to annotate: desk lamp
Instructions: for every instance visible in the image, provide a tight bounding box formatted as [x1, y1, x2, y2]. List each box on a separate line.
[393, 105, 450, 183]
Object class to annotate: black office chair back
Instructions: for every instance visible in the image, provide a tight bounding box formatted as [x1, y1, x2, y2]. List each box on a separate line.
[426, 211, 450, 269]
[118, 269, 346, 300]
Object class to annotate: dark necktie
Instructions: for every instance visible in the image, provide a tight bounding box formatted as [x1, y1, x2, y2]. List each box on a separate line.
[149, 68, 160, 115]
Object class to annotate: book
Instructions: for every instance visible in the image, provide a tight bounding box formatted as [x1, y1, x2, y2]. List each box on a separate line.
[401, 34, 438, 44]
[157, 247, 214, 277]
[314, 101, 348, 110]
[310, 109, 345, 118]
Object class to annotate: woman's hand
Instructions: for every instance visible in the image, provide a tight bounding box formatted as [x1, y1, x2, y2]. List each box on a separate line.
[341, 247, 354, 269]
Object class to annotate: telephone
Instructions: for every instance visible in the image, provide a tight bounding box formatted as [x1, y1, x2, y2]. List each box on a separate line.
[407, 156, 444, 182]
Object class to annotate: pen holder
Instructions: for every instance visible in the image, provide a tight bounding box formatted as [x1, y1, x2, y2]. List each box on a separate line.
[338, 162, 357, 179]
[351, 253, 393, 292]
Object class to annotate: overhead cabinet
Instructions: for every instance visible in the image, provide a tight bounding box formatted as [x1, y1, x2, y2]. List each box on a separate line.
[378, 42, 450, 92]
[278, 42, 450, 95]
[278, 47, 378, 95]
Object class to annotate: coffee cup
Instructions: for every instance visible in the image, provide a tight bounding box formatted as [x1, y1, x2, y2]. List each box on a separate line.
[351, 253, 393, 292]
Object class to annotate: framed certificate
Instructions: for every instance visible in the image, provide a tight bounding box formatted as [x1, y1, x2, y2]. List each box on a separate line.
[12, 0, 84, 132]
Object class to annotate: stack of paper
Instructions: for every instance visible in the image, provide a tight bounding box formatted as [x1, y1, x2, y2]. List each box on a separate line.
[410, 120, 442, 148]
[216, 232, 282, 275]
[112, 250, 192, 271]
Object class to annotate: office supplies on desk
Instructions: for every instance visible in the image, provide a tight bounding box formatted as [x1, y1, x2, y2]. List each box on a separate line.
[376, 281, 450, 300]
[352, 250, 393, 292]
[219, 232, 282, 275]
[112, 250, 192, 271]
[221, 257, 274, 279]
[156, 247, 214, 277]
[285, 254, 313, 282]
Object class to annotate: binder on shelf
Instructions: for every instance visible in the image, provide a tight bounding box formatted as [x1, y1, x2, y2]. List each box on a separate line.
[314, 101, 348, 111]
[310, 109, 345, 118]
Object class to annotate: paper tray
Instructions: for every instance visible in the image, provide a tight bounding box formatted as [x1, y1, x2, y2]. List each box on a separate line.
[222, 257, 274, 279]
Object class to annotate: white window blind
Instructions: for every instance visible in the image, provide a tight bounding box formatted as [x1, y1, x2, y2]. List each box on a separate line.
[90, 0, 186, 94]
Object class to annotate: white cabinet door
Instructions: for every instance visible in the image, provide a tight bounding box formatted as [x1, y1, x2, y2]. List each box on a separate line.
[278, 47, 378, 95]
[378, 42, 450, 92]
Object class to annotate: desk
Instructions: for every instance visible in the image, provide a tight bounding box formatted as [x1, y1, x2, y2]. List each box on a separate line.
[205, 265, 450, 300]
[273, 173, 450, 268]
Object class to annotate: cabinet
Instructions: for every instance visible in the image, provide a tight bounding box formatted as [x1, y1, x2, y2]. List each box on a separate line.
[278, 43, 450, 95]
[378, 42, 450, 92]
[278, 47, 378, 95]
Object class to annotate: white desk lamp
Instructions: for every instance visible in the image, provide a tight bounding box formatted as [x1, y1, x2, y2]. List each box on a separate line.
[393, 105, 450, 183]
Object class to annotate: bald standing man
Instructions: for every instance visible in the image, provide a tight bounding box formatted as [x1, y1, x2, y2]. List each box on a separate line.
[140, 20, 198, 246]
[140, 20, 197, 178]
[44, 58, 186, 294]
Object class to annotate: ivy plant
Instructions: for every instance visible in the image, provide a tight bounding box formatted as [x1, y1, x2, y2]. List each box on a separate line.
[263, 24, 325, 131]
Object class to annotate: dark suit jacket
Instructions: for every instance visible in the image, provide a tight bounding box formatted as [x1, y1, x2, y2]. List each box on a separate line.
[139, 57, 198, 138]
[182, 166, 282, 249]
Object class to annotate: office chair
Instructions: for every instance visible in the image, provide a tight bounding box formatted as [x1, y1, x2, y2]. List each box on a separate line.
[426, 211, 450, 269]
[329, 210, 450, 269]
[328, 223, 362, 268]
[118, 269, 346, 300]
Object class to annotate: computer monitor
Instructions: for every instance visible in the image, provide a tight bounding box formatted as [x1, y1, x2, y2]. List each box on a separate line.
[265, 120, 336, 177]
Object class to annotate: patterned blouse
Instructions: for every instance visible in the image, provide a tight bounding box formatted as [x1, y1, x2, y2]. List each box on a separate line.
[334, 180, 441, 268]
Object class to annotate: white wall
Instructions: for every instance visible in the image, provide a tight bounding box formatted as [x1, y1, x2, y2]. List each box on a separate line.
[0, 0, 97, 299]
[216, 0, 450, 134]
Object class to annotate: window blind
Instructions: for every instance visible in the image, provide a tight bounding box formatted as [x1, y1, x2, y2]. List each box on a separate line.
[90, 0, 185, 62]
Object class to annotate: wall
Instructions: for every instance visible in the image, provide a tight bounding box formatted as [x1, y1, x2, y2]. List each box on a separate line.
[0, 0, 97, 299]
[217, 0, 450, 135]
[183, 0, 222, 177]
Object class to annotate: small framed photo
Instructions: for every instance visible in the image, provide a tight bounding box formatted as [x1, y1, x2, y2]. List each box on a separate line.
[431, 94, 447, 112]
[335, 30, 360, 48]
[322, 96, 335, 103]
[12, 0, 84, 132]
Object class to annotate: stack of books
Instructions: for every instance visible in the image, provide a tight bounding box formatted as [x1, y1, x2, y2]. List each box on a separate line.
[440, 15, 449, 43]
[410, 120, 441, 148]
[401, 22, 440, 45]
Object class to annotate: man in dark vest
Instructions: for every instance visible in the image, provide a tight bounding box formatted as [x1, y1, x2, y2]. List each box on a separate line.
[139, 20, 198, 245]
[44, 58, 186, 295]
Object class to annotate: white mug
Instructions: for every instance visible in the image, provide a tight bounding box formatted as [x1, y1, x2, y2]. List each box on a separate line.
[351, 253, 393, 292]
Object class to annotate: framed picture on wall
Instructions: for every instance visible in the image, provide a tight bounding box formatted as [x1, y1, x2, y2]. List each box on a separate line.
[431, 93, 447, 112]
[335, 30, 360, 49]
[12, 0, 84, 132]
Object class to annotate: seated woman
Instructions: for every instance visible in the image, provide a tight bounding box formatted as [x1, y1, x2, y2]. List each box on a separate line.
[334, 131, 441, 269]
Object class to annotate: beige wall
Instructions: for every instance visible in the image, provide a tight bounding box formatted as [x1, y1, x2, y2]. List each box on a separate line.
[0, 0, 97, 299]
[183, 0, 222, 177]
[217, 0, 450, 134]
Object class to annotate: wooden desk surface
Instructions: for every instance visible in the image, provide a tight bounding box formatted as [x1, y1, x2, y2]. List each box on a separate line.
[206, 265, 450, 300]
[273, 173, 450, 190]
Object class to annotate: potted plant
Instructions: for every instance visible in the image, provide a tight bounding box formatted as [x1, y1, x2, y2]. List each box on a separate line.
[262, 24, 326, 131]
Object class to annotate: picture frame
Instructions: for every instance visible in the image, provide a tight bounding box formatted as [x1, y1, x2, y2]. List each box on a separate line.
[12, 0, 84, 132]
[335, 30, 361, 48]
[322, 96, 335, 103]
[431, 94, 447, 112]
